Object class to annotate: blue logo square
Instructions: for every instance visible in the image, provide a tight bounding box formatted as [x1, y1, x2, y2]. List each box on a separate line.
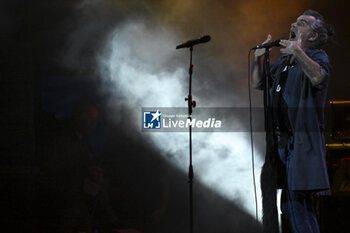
[143, 110, 161, 129]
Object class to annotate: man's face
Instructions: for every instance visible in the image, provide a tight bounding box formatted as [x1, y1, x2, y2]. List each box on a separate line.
[289, 14, 317, 46]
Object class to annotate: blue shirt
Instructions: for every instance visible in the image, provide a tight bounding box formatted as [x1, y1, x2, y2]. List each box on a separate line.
[268, 49, 331, 191]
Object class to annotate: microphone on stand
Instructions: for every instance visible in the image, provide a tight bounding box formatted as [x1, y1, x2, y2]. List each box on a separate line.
[176, 35, 211, 49]
[251, 39, 282, 50]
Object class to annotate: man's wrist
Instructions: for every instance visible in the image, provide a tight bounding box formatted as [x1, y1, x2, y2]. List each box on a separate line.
[254, 54, 263, 62]
[293, 45, 304, 58]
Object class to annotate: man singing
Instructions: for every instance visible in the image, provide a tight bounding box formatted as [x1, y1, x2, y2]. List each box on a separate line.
[252, 9, 334, 233]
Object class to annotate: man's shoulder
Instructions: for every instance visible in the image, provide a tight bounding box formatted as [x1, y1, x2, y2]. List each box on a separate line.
[306, 49, 332, 75]
[306, 49, 329, 60]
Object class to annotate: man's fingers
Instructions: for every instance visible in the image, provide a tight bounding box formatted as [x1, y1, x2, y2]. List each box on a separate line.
[279, 40, 289, 47]
[280, 48, 287, 54]
[263, 34, 272, 44]
[254, 34, 272, 57]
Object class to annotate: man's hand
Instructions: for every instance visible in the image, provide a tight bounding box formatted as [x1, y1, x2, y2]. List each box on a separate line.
[279, 37, 303, 55]
[251, 34, 272, 89]
[254, 34, 272, 58]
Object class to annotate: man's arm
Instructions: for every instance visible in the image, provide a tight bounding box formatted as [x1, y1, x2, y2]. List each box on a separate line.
[293, 48, 326, 86]
[280, 38, 326, 86]
[251, 56, 264, 89]
[251, 35, 272, 89]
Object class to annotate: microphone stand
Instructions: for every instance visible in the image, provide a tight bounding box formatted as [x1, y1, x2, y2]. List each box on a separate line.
[261, 47, 279, 233]
[185, 46, 196, 233]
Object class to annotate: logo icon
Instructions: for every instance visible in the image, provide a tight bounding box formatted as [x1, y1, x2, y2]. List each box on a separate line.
[143, 110, 162, 129]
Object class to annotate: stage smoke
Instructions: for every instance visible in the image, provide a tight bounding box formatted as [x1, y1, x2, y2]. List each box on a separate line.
[98, 20, 264, 218]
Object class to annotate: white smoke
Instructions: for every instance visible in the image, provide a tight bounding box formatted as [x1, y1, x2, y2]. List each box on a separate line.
[98, 20, 264, 219]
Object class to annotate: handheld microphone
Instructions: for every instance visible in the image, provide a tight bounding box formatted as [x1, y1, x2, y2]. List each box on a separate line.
[251, 39, 281, 50]
[176, 35, 211, 49]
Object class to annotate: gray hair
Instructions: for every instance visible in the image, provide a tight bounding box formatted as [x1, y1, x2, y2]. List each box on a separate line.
[303, 9, 334, 49]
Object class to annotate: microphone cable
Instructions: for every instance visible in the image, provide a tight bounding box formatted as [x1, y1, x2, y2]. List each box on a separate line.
[247, 48, 259, 227]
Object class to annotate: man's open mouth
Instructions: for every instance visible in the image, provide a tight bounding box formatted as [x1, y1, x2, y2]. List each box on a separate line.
[290, 30, 296, 40]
